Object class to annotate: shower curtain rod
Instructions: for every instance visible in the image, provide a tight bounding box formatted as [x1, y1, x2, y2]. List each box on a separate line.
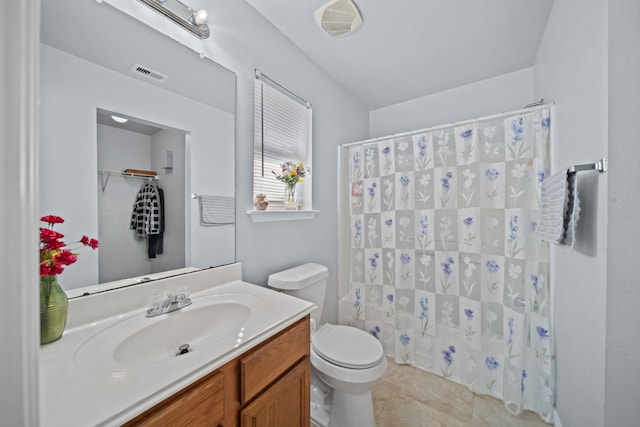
[342, 101, 555, 148]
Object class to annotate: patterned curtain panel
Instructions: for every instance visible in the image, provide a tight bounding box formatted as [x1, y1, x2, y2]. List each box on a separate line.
[345, 107, 554, 421]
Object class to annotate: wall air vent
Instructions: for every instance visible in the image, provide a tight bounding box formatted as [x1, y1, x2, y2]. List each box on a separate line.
[129, 64, 168, 82]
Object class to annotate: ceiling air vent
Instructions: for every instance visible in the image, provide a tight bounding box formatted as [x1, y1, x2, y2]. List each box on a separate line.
[129, 64, 168, 82]
[314, 0, 363, 37]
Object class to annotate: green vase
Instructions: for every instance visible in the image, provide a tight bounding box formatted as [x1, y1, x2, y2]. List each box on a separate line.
[40, 275, 68, 345]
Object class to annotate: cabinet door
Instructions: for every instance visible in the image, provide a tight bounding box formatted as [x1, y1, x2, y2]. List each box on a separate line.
[240, 358, 310, 427]
[240, 316, 309, 404]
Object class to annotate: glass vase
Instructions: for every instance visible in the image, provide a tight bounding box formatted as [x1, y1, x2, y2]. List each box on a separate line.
[284, 184, 298, 210]
[40, 275, 68, 345]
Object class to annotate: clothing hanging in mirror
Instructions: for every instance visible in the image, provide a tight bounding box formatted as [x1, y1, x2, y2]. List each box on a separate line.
[130, 180, 165, 258]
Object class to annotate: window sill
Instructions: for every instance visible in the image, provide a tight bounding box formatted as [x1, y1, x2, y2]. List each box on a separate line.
[247, 209, 319, 223]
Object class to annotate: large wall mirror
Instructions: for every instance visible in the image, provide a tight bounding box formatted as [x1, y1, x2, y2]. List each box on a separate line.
[39, 0, 236, 298]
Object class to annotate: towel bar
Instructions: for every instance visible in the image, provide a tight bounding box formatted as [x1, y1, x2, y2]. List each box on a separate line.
[567, 158, 607, 174]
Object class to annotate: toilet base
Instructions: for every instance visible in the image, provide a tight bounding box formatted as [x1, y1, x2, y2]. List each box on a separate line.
[310, 376, 332, 427]
[311, 401, 330, 427]
[328, 389, 376, 427]
[310, 346, 387, 427]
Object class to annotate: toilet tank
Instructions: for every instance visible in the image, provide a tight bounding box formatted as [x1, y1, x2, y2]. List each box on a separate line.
[267, 263, 329, 324]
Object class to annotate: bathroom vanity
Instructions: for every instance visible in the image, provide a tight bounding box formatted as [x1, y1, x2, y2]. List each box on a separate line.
[125, 316, 310, 426]
[38, 263, 314, 426]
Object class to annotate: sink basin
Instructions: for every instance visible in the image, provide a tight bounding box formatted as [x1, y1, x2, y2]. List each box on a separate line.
[75, 292, 264, 368]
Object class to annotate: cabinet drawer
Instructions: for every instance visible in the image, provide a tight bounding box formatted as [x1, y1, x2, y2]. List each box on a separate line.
[124, 371, 224, 427]
[239, 316, 310, 404]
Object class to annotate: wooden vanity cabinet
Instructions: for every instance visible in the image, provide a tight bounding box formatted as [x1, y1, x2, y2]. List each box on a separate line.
[123, 316, 310, 427]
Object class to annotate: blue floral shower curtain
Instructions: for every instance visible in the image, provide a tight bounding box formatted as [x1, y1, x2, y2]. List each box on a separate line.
[345, 107, 554, 421]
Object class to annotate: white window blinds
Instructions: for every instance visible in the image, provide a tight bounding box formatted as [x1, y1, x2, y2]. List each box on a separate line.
[253, 74, 312, 206]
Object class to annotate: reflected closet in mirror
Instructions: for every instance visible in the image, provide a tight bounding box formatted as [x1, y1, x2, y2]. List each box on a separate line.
[97, 109, 187, 286]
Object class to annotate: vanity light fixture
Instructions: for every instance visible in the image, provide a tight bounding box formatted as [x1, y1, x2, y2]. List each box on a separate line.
[111, 115, 129, 123]
[192, 9, 208, 26]
[138, 0, 210, 39]
[314, 0, 363, 37]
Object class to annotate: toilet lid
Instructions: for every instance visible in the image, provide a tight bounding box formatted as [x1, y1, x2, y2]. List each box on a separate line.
[311, 324, 384, 369]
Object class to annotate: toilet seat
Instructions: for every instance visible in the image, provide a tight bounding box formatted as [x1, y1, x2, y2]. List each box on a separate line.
[312, 324, 384, 369]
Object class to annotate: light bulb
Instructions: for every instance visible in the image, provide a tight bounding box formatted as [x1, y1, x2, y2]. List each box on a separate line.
[111, 115, 128, 124]
[193, 9, 208, 25]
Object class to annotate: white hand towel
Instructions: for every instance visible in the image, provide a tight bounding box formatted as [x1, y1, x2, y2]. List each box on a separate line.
[535, 170, 580, 247]
[199, 195, 235, 225]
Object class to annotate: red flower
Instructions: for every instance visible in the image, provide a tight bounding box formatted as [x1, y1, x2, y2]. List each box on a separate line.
[39, 214, 98, 278]
[81, 235, 99, 250]
[48, 263, 64, 276]
[40, 262, 52, 276]
[44, 239, 66, 251]
[41, 262, 64, 276]
[41, 215, 64, 225]
[40, 228, 64, 244]
[40, 261, 65, 276]
[54, 250, 78, 266]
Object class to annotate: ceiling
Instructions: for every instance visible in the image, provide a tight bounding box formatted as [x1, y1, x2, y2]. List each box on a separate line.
[245, 0, 554, 110]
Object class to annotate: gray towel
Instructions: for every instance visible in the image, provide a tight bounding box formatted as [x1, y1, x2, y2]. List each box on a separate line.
[199, 195, 235, 225]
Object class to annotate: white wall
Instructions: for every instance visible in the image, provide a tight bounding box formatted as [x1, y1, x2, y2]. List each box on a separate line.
[39, 44, 235, 290]
[605, 0, 640, 425]
[97, 125, 152, 282]
[202, 1, 370, 323]
[150, 129, 186, 274]
[533, 0, 609, 425]
[369, 68, 534, 138]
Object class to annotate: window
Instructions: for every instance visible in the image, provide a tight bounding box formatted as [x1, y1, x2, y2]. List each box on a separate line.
[253, 71, 312, 210]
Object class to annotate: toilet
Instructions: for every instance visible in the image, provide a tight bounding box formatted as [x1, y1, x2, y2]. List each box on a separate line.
[268, 263, 387, 427]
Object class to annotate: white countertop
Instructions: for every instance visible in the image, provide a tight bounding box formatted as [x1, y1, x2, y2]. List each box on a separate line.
[39, 266, 314, 427]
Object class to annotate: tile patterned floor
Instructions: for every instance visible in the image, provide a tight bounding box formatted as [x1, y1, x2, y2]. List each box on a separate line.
[313, 357, 552, 427]
[371, 358, 552, 427]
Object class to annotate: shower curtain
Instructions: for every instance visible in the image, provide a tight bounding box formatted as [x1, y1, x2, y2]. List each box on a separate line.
[344, 106, 554, 421]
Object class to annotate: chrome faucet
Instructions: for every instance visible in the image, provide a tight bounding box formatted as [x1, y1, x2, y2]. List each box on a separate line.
[146, 289, 192, 317]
